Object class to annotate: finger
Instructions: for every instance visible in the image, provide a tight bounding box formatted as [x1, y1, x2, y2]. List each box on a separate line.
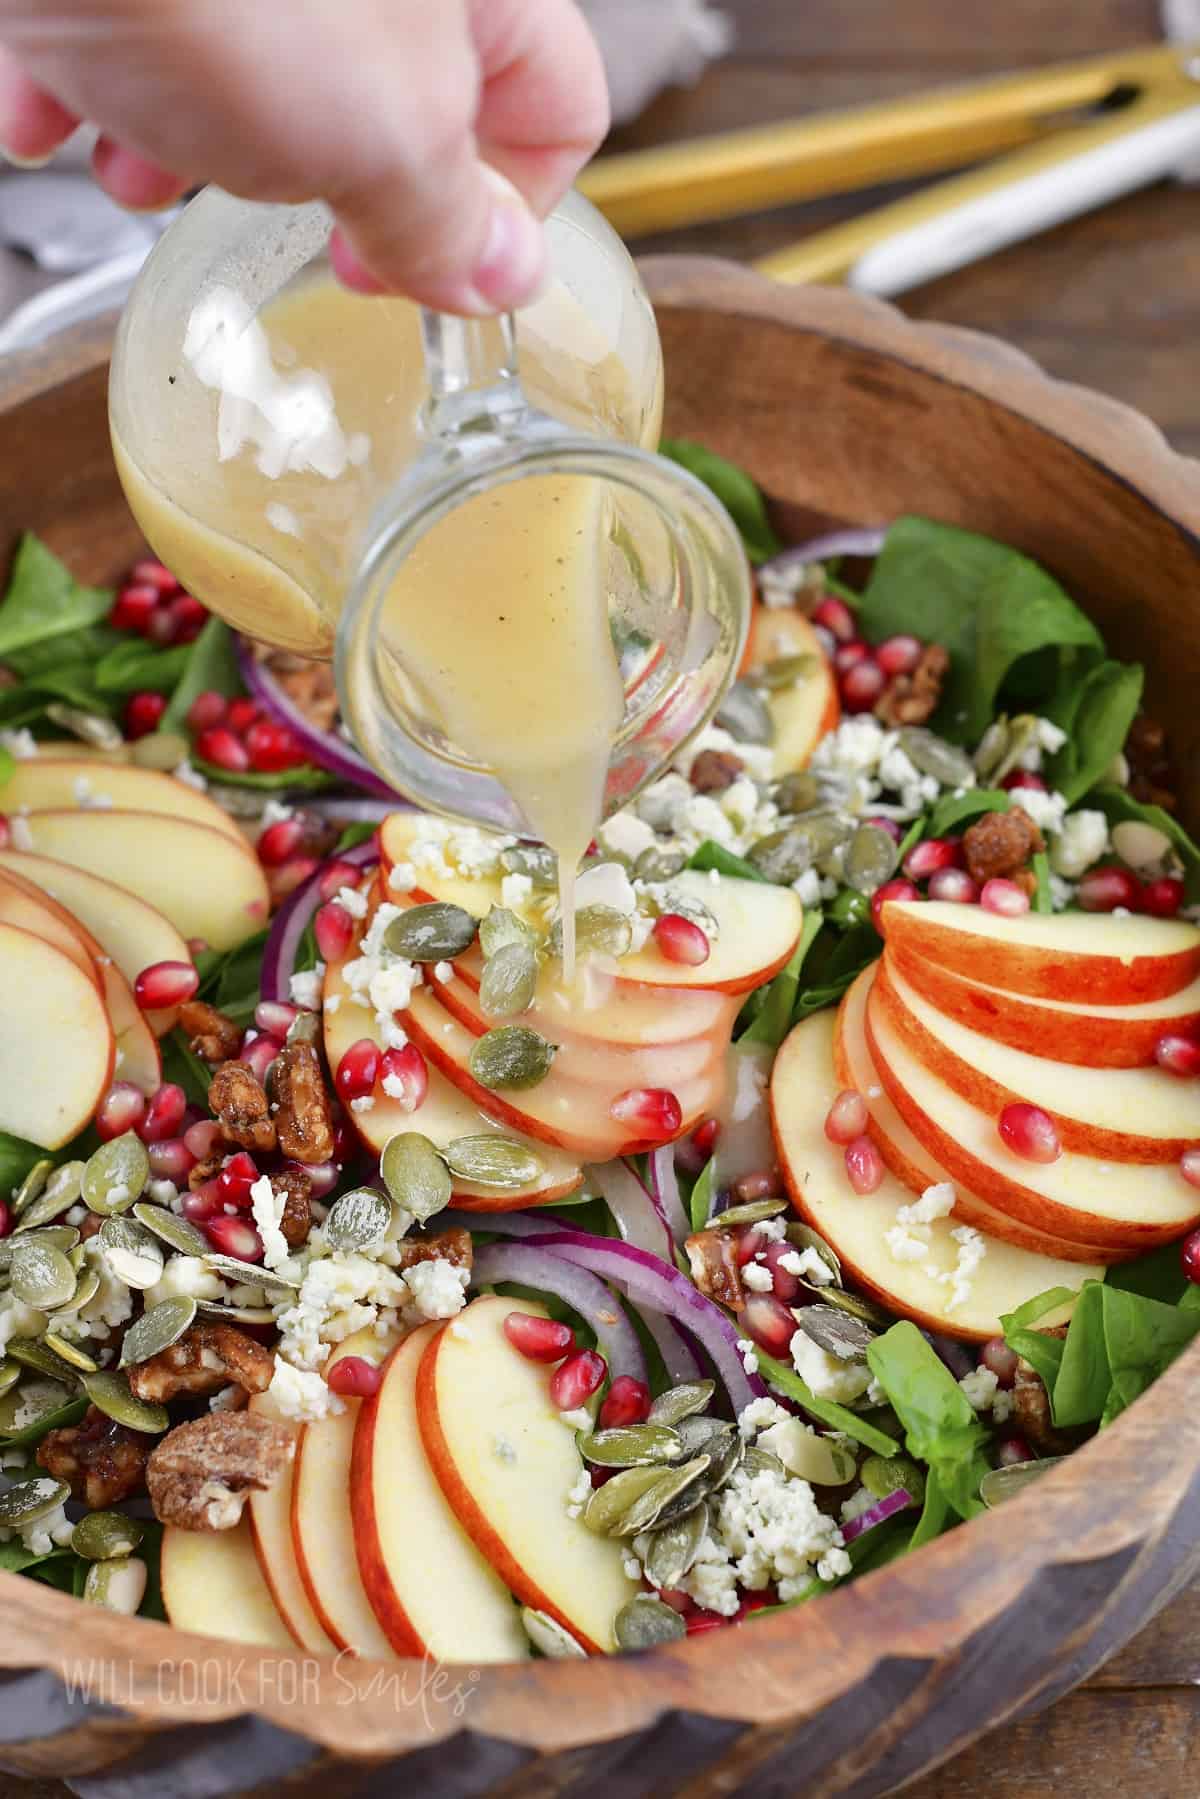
[91, 135, 188, 210]
[0, 45, 79, 166]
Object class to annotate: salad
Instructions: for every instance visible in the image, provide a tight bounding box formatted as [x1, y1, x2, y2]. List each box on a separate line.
[0, 441, 1197, 1661]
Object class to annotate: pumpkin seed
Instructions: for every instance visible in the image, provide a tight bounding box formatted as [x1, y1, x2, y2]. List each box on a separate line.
[844, 821, 900, 896]
[0, 1360, 18, 1399]
[11, 1158, 54, 1218]
[520, 1606, 587, 1659]
[673, 1415, 734, 1458]
[120, 1296, 198, 1366]
[11, 1241, 78, 1309]
[56, 1266, 100, 1315]
[201, 1254, 297, 1289]
[708, 1197, 788, 1231]
[746, 652, 819, 692]
[499, 843, 558, 890]
[45, 702, 123, 748]
[132, 1202, 210, 1257]
[746, 826, 813, 884]
[72, 1510, 145, 1561]
[549, 904, 632, 960]
[646, 1379, 715, 1427]
[972, 717, 1010, 784]
[742, 1444, 787, 1479]
[83, 1555, 147, 1615]
[979, 1455, 1068, 1510]
[195, 1300, 276, 1324]
[380, 1132, 452, 1222]
[899, 726, 976, 789]
[0, 1378, 81, 1442]
[0, 1225, 79, 1265]
[614, 1594, 687, 1651]
[81, 1133, 149, 1216]
[618, 1455, 713, 1536]
[639, 1501, 709, 1588]
[974, 713, 1037, 788]
[383, 901, 478, 961]
[861, 1453, 926, 1505]
[130, 729, 190, 771]
[83, 1370, 169, 1434]
[479, 941, 538, 1018]
[774, 771, 821, 815]
[784, 1222, 842, 1284]
[813, 1285, 894, 1331]
[42, 1333, 97, 1373]
[582, 1463, 674, 1536]
[579, 1424, 683, 1468]
[634, 844, 688, 883]
[325, 1186, 393, 1251]
[468, 1025, 556, 1091]
[6, 1337, 79, 1382]
[792, 1303, 878, 1360]
[0, 1474, 70, 1527]
[441, 1135, 544, 1189]
[16, 1165, 85, 1233]
[716, 680, 773, 746]
[285, 1010, 321, 1047]
[479, 905, 538, 959]
[67, 1243, 86, 1272]
[98, 1216, 164, 1289]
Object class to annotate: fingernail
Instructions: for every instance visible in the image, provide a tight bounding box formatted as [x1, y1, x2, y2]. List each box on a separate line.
[1, 145, 53, 169]
[469, 191, 548, 311]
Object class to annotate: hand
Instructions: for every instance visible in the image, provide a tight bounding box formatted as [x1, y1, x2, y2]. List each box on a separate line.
[0, 0, 609, 312]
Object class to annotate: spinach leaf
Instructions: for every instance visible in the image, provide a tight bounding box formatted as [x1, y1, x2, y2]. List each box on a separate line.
[793, 920, 880, 1020]
[335, 820, 380, 853]
[1107, 1241, 1189, 1306]
[1052, 1282, 1200, 1429]
[1031, 850, 1052, 915]
[159, 1029, 212, 1106]
[925, 788, 1009, 838]
[0, 1394, 87, 1448]
[755, 1350, 900, 1456]
[896, 817, 925, 864]
[0, 1540, 72, 1577]
[160, 615, 243, 731]
[866, 1321, 990, 1520]
[1049, 1282, 1108, 1426]
[688, 1157, 716, 1233]
[3, 623, 123, 681]
[686, 840, 768, 883]
[192, 757, 335, 793]
[0, 536, 113, 658]
[739, 908, 823, 1048]
[659, 440, 781, 564]
[907, 1467, 954, 1552]
[0, 1130, 54, 1193]
[857, 518, 1104, 744]
[137, 1520, 167, 1621]
[1091, 786, 1200, 903]
[196, 926, 270, 1022]
[94, 638, 192, 697]
[1047, 660, 1143, 805]
[1000, 1285, 1077, 1390]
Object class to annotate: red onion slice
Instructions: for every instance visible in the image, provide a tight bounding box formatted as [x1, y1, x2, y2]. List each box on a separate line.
[840, 1487, 915, 1544]
[259, 839, 378, 1004]
[235, 636, 407, 802]
[589, 1158, 673, 1262]
[641, 1308, 706, 1383]
[471, 1242, 646, 1383]
[758, 528, 886, 584]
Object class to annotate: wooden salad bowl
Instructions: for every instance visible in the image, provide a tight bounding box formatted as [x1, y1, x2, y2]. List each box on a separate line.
[1, 259, 1200, 1797]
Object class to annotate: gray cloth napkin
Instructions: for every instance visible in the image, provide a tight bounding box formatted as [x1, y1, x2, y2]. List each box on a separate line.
[580, 0, 734, 123]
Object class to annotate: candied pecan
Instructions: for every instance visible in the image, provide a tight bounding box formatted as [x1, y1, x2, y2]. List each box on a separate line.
[147, 1412, 296, 1531]
[127, 1323, 274, 1405]
[394, 1225, 473, 1275]
[1130, 774, 1178, 814]
[188, 1155, 223, 1190]
[874, 642, 950, 727]
[78, 1212, 103, 1241]
[37, 1405, 149, 1508]
[179, 1000, 243, 1065]
[684, 1229, 743, 1310]
[689, 748, 744, 794]
[272, 1168, 313, 1248]
[962, 807, 1044, 886]
[268, 1041, 334, 1165]
[208, 1060, 277, 1154]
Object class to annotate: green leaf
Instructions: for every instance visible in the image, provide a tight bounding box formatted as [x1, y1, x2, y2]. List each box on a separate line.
[865, 1321, 991, 1519]
[896, 817, 925, 864]
[0, 536, 113, 658]
[1053, 1282, 1200, 1430]
[160, 615, 243, 731]
[1000, 1285, 1077, 1390]
[659, 440, 781, 564]
[0, 1540, 72, 1576]
[94, 638, 192, 697]
[0, 1394, 87, 1448]
[793, 920, 880, 1020]
[857, 517, 1104, 744]
[1049, 1281, 1108, 1426]
[925, 788, 1010, 838]
[335, 820, 380, 853]
[0, 1130, 54, 1193]
[3, 623, 124, 681]
[1031, 850, 1052, 915]
[740, 908, 823, 1048]
[1047, 660, 1143, 805]
[196, 926, 270, 1023]
[1090, 786, 1200, 903]
[689, 1157, 716, 1234]
[686, 840, 768, 883]
[137, 1520, 166, 1621]
[1107, 1242, 1189, 1306]
[159, 1029, 212, 1106]
[755, 1350, 900, 1456]
[192, 757, 335, 792]
[907, 1467, 955, 1551]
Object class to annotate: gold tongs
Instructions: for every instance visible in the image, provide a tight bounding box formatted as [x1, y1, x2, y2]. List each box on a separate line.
[578, 43, 1200, 294]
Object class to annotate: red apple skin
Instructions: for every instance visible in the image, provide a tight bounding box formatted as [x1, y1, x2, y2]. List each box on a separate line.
[414, 1324, 607, 1655]
[874, 957, 1191, 1164]
[863, 984, 1192, 1254]
[888, 940, 1200, 1069]
[349, 1336, 428, 1657]
[881, 900, 1200, 1004]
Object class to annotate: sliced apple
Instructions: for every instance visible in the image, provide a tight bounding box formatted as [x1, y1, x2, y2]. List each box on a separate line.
[351, 1320, 530, 1660]
[876, 957, 1198, 1163]
[246, 1390, 335, 1655]
[880, 898, 1200, 1005]
[416, 1295, 638, 1652]
[0, 873, 99, 985]
[771, 1010, 1101, 1339]
[160, 1516, 296, 1648]
[743, 603, 840, 776]
[291, 1328, 402, 1658]
[834, 968, 1113, 1263]
[0, 923, 114, 1147]
[455, 948, 732, 1045]
[865, 978, 1200, 1252]
[17, 810, 270, 951]
[0, 756, 246, 845]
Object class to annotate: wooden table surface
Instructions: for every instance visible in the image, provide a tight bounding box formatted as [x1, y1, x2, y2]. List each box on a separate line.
[8, 0, 1200, 1794]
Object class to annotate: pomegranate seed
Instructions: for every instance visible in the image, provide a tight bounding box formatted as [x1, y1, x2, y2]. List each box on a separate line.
[246, 719, 307, 773]
[503, 1311, 575, 1362]
[1181, 1228, 1200, 1282]
[336, 1038, 380, 1103]
[810, 595, 856, 643]
[134, 959, 199, 1010]
[186, 690, 229, 733]
[657, 1589, 695, 1617]
[379, 1043, 428, 1112]
[685, 1610, 729, 1636]
[138, 1083, 187, 1144]
[127, 559, 177, 594]
[314, 901, 354, 964]
[1143, 876, 1185, 919]
[1180, 1149, 1200, 1190]
[589, 1465, 614, 1489]
[980, 1338, 1019, 1388]
[824, 1088, 868, 1145]
[1000, 769, 1047, 793]
[998, 1102, 1061, 1163]
[870, 878, 920, 933]
[317, 859, 366, 903]
[240, 1035, 282, 1083]
[610, 1087, 683, 1142]
[327, 1356, 382, 1399]
[903, 837, 961, 881]
[123, 690, 166, 740]
[867, 816, 903, 844]
[195, 726, 250, 773]
[691, 1118, 720, 1158]
[597, 1376, 652, 1429]
[147, 1137, 197, 1182]
[996, 1436, 1034, 1468]
[226, 697, 260, 735]
[268, 857, 320, 903]
[255, 999, 298, 1037]
[183, 1118, 224, 1160]
[735, 1592, 777, 1621]
[294, 1159, 339, 1198]
[109, 584, 160, 632]
[181, 1182, 223, 1224]
[95, 1082, 147, 1141]
[203, 1215, 264, 1262]
[928, 867, 979, 904]
[254, 820, 303, 870]
[735, 1223, 767, 1266]
[875, 634, 923, 677]
[145, 606, 180, 646]
[550, 1348, 607, 1410]
[0, 818, 9, 851]
[1155, 1032, 1200, 1078]
[763, 1239, 801, 1302]
[1077, 866, 1143, 913]
[0, 1200, 10, 1239]
[168, 594, 207, 644]
[330, 1113, 357, 1163]
[653, 913, 710, 966]
[980, 878, 1030, 917]
[840, 658, 886, 713]
[217, 1151, 259, 1208]
[844, 1135, 884, 1194]
[741, 1293, 796, 1356]
[833, 639, 870, 675]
